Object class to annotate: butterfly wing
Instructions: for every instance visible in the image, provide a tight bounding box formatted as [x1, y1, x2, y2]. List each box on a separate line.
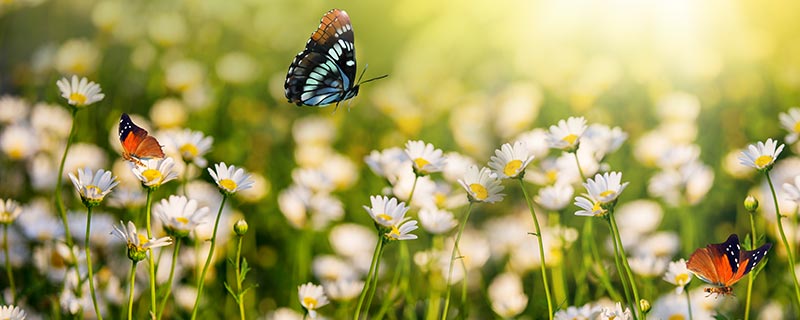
[285, 8, 358, 106]
[687, 234, 740, 287]
[687, 246, 724, 286]
[724, 242, 772, 286]
[119, 113, 164, 161]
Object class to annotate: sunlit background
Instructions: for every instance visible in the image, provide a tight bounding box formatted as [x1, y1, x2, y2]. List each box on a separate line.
[2, 0, 800, 318]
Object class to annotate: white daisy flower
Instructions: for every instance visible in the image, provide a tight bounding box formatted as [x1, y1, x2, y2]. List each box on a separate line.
[739, 138, 784, 171]
[323, 278, 364, 302]
[582, 172, 629, 204]
[0, 124, 39, 160]
[130, 157, 179, 188]
[629, 254, 669, 277]
[404, 140, 446, 175]
[208, 162, 254, 195]
[419, 207, 457, 234]
[488, 272, 528, 318]
[111, 220, 172, 262]
[784, 176, 800, 204]
[68, 167, 119, 207]
[0, 305, 26, 320]
[167, 129, 213, 167]
[573, 195, 606, 217]
[386, 218, 419, 241]
[363, 195, 409, 228]
[56, 75, 104, 107]
[598, 302, 633, 320]
[154, 195, 210, 238]
[0, 95, 29, 124]
[535, 183, 574, 211]
[779, 107, 800, 144]
[546, 116, 587, 151]
[298, 282, 329, 318]
[663, 258, 693, 294]
[458, 165, 505, 203]
[582, 124, 628, 160]
[488, 141, 534, 179]
[554, 303, 598, 320]
[0, 199, 23, 224]
[364, 147, 409, 182]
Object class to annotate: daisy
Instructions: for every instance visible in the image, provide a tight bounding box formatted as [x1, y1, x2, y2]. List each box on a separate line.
[574, 195, 606, 217]
[598, 302, 633, 320]
[111, 220, 172, 262]
[535, 183, 574, 211]
[488, 141, 534, 179]
[663, 258, 693, 294]
[56, 75, 104, 107]
[386, 218, 419, 241]
[582, 124, 628, 160]
[0, 124, 39, 160]
[554, 303, 598, 320]
[298, 282, 329, 318]
[0, 305, 26, 320]
[208, 162, 254, 196]
[323, 278, 364, 302]
[739, 138, 784, 171]
[154, 195, 210, 238]
[458, 165, 505, 203]
[167, 129, 213, 167]
[362, 195, 409, 228]
[0, 95, 29, 124]
[779, 107, 800, 144]
[0, 199, 23, 224]
[784, 176, 800, 203]
[488, 272, 528, 318]
[68, 167, 119, 207]
[404, 140, 446, 175]
[546, 116, 587, 151]
[419, 208, 457, 234]
[130, 157, 179, 189]
[583, 172, 629, 204]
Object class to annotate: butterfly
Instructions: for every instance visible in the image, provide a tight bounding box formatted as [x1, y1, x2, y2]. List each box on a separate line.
[118, 113, 165, 166]
[284, 8, 387, 108]
[686, 234, 771, 296]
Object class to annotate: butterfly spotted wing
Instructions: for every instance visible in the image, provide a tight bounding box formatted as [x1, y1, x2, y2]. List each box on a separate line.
[686, 234, 771, 295]
[285, 9, 360, 107]
[119, 113, 165, 165]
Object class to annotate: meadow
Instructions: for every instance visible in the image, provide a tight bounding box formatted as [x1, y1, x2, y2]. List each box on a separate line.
[1, 0, 800, 319]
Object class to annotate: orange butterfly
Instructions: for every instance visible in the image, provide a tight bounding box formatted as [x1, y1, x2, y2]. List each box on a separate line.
[119, 113, 164, 166]
[686, 234, 771, 296]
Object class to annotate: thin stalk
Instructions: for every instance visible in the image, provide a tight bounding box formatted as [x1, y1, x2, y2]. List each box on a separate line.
[573, 152, 586, 181]
[354, 237, 385, 320]
[458, 247, 469, 318]
[586, 219, 623, 302]
[157, 238, 182, 320]
[145, 189, 157, 317]
[744, 211, 757, 320]
[605, 219, 634, 313]
[441, 203, 474, 320]
[608, 214, 642, 319]
[55, 108, 82, 294]
[84, 206, 103, 320]
[684, 287, 693, 320]
[425, 236, 444, 320]
[518, 178, 553, 319]
[3, 224, 15, 304]
[191, 195, 229, 319]
[127, 261, 138, 320]
[235, 234, 246, 320]
[766, 172, 800, 308]
[363, 242, 385, 319]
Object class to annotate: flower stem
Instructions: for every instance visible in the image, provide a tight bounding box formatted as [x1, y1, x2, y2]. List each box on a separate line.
[608, 213, 642, 319]
[441, 203, 473, 320]
[363, 240, 386, 318]
[518, 178, 553, 319]
[765, 172, 800, 308]
[191, 195, 228, 320]
[744, 210, 757, 320]
[145, 189, 158, 317]
[55, 108, 82, 295]
[157, 238, 181, 320]
[3, 224, 16, 305]
[235, 234, 246, 320]
[354, 236, 385, 320]
[572, 152, 586, 181]
[84, 206, 103, 320]
[128, 261, 138, 320]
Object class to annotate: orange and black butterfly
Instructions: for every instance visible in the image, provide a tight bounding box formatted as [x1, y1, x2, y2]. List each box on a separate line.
[118, 113, 164, 166]
[686, 234, 771, 296]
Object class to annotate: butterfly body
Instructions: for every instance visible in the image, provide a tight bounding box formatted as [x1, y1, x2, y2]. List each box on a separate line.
[119, 113, 164, 166]
[686, 234, 771, 296]
[285, 8, 383, 108]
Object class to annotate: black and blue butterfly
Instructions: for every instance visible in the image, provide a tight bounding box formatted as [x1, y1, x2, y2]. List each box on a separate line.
[284, 8, 386, 108]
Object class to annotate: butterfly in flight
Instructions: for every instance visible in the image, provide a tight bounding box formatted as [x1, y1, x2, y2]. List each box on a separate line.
[119, 113, 165, 166]
[686, 234, 771, 296]
[284, 8, 387, 108]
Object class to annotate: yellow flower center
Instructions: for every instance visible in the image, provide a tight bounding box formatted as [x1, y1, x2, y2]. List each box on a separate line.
[599, 190, 616, 199]
[219, 178, 237, 191]
[8, 146, 24, 160]
[755, 155, 773, 168]
[469, 183, 488, 200]
[675, 273, 689, 285]
[377, 213, 392, 221]
[546, 170, 558, 184]
[137, 234, 149, 247]
[0, 212, 11, 223]
[180, 143, 199, 158]
[562, 134, 578, 145]
[176, 217, 189, 225]
[434, 193, 446, 207]
[591, 201, 604, 215]
[389, 225, 401, 238]
[69, 92, 88, 105]
[504, 159, 523, 177]
[142, 169, 162, 183]
[303, 296, 318, 309]
[668, 315, 685, 320]
[414, 158, 430, 170]
[85, 185, 102, 195]
[794, 121, 800, 133]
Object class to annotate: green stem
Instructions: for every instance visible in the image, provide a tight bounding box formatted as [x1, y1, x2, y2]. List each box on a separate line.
[191, 195, 228, 319]
[458, 247, 469, 318]
[766, 172, 800, 308]
[573, 152, 586, 181]
[585, 219, 623, 302]
[441, 203, 473, 320]
[128, 261, 138, 320]
[426, 236, 444, 320]
[55, 108, 82, 296]
[605, 218, 633, 311]
[744, 211, 757, 320]
[363, 241, 386, 319]
[236, 235, 246, 320]
[684, 287, 693, 320]
[3, 224, 16, 305]
[145, 189, 158, 317]
[354, 237, 385, 320]
[157, 238, 181, 320]
[678, 206, 696, 256]
[375, 242, 406, 318]
[518, 178, 553, 319]
[84, 206, 103, 320]
[608, 213, 642, 319]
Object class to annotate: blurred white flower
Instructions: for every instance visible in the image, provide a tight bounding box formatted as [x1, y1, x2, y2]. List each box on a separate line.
[0, 199, 22, 224]
[148, 12, 187, 46]
[629, 254, 669, 277]
[155, 195, 210, 238]
[582, 123, 628, 160]
[0, 95, 28, 124]
[323, 278, 363, 302]
[319, 153, 358, 191]
[634, 130, 673, 167]
[546, 116, 587, 151]
[292, 168, 334, 194]
[166, 128, 213, 167]
[308, 193, 344, 230]
[488, 272, 528, 318]
[723, 148, 755, 179]
[656, 92, 701, 123]
[0, 124, 39, 160]
[514, 128, 551, 160]
[598, 302, 633, 320]
[488, 141, 534, 179]
[780, 107, 800, 144]
[0, 305, 26, 320]
[441, 151, 476, 184]
[329, 223, 377, 262]
[656, 144, 700, 170]
[554, 303, 597, 320]
[278, 184, 311, 229]
[535, 183, 574, 211]
[649, 160, 714, 206]
[64, 143, 107, 178]
[458, 165, 504, 203]
[91, 0, 123, 32]
[404, 140, 446, 175]
[663, 258, 693, 294]
[739, 138, 784, 170]
[364, 147, 410, 183]
[150, 98, 187, 129]
[216, 51, 259, 84]
[31, 102, 71, 138]
[419, 207, 457, 234]
[293, 116, 336, 146]
[312, 255, 357, 283]
[298, 282, 328, 318]
[237, 173, 270, 203]
[615, 200, 663, 236]
[165, 59, 204, 92]
[55, 38, 100, 75]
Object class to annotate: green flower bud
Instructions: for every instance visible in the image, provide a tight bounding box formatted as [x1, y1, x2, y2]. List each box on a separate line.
[744, 195, 759, 213]
[234, 219, 249, 236]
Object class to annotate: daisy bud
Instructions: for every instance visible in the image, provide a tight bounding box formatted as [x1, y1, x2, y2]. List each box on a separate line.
[639, 299, 651, 314]
[234, 219, 249, 236]
[744, 195, 759, 213]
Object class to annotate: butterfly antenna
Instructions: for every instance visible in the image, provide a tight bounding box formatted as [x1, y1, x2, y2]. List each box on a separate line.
[356, 64, 389, 86]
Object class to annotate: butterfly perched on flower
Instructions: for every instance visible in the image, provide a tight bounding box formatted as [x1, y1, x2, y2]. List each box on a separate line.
[119, 113, 165, 166]
[284, 8, 387, 108]
[686, 234, 771, 296]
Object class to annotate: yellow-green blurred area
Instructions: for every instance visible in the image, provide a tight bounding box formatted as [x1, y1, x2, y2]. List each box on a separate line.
[3, 0, 800, 318]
